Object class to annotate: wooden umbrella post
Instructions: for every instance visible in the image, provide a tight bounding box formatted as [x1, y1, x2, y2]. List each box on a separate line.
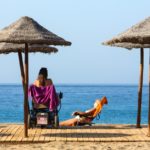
[137, 48, 144, 128]
[24, 43, 29, 137]
[18, 49, 25, 91]
[148, 49, 150, 136]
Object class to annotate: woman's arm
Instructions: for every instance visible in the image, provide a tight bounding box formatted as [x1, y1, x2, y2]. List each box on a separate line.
[73, 108, 96, 116]
[33, 80, 38, 86]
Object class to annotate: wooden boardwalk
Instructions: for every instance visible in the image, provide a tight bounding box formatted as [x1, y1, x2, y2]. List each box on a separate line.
[0, 124, 150, 143]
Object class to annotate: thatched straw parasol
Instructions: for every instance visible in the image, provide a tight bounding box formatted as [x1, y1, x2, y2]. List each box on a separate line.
[0, 16, 71, 137]
[0, 16, 71, 45]
[102, 16, 150, 136]
[103, 17, 150, 45]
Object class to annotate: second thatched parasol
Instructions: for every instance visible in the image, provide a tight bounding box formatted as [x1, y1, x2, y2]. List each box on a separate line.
[103, 16, 150, 136]
[103, 17, 150, 45]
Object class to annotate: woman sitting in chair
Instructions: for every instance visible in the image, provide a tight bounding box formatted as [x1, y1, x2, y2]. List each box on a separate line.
[29, 67, 59, 111]
[59, 96, 108, 126]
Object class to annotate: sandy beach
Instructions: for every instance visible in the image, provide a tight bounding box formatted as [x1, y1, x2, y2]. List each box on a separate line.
[0, 142, 150, 150]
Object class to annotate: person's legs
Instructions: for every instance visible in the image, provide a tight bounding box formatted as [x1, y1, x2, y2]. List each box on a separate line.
[59, 118, 78, 126]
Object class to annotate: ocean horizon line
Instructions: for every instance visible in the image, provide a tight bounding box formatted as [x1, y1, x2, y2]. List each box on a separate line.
[0, 83, 148, 86]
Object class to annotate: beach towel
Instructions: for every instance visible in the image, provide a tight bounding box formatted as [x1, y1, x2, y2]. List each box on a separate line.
[28, 84, 59, 111]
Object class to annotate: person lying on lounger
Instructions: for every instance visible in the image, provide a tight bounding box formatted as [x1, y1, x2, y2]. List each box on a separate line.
[59, 96, 108, 126]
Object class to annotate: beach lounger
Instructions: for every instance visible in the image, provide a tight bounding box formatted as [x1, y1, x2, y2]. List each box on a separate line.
[76, 97, 108, 126]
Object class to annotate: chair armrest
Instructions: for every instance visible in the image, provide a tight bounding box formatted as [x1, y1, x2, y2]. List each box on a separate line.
[77, 114, 93, 119]
[58, 92, 63, 99]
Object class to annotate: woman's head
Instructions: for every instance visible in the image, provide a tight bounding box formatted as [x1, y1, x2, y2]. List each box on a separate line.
[38, 74, 45, 86]
[38, 67, 48, 79]
[38, 68, 48, 86]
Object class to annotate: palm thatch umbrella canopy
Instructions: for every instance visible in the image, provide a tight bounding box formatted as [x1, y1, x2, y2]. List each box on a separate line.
[102, 16, 150, 136]
[103, 17, 150, 45]
[0, 16, 71, 45]
[0, 43, 58, 54]
[0, 16, 71, 137]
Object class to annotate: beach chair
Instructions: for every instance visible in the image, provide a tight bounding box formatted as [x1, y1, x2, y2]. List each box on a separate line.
[76, 97, 108, 126]
[28, 92, 63, 128]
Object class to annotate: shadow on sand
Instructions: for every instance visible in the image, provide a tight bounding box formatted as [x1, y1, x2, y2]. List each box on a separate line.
[43, 132, 130, 138]
[49, 124, 147, 130]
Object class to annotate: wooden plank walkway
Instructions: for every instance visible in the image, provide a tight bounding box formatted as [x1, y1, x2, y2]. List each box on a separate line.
[0, 124, 150, 143]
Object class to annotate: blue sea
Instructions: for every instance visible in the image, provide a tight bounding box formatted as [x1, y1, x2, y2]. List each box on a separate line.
[0, 84, 149, 124]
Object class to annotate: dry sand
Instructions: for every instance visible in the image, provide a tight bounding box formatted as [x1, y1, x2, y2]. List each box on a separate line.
[0, 142, 150, 150]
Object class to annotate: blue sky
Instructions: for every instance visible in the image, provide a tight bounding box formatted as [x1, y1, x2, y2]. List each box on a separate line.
[0, 0, 150, 84]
